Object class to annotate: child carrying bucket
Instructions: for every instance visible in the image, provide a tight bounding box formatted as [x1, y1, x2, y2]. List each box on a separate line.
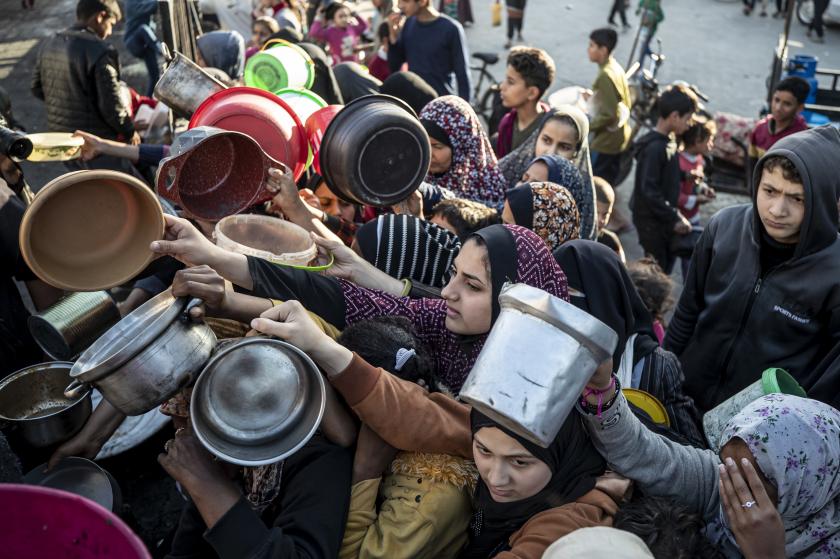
[309, 1, 369, 66]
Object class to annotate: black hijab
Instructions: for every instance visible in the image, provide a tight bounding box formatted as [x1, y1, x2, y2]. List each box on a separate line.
[380, 71, 438, 114]
[463, 409, 605, 558]
[553, 240, 659, 366]
[470, 224, 517, 322]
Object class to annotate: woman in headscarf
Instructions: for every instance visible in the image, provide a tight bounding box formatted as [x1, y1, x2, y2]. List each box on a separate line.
[498, 104, 592, 192]
[554, 240, 704, 447]
[245, 295, 620, 559]
[502, 182, 580, 252]
[576, 366, 840, 559]
[380, 71, 438, 114]
[354, 214, 461, 290]
[196, 30, 246, 80]
[151, 217, 566, 394]
[521, 154, 597, 240]
[419, 96, 508, 211]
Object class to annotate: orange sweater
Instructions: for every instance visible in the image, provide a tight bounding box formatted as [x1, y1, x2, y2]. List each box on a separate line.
[331, 354, 619, 559]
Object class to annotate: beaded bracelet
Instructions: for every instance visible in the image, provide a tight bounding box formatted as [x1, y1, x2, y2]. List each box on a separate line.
[580, 375, 619, 418]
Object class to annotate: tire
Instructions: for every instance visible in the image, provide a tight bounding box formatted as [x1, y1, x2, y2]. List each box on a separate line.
[614, 148, 635, 187]
[797, 0, 814, 25]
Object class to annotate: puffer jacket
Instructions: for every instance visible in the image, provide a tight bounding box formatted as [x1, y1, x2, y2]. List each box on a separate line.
[31, 25, 134, 140]
[340, 452, 477, 559]
[665, 126, 840, 412]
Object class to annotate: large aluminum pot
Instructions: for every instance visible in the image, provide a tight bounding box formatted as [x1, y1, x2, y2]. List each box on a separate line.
[28, 291, 120, 360]
[154, 52, 227, 118]
[459, 283, 618, 447]
[66, 291, 216, 416]
[0, 362, 91, 448]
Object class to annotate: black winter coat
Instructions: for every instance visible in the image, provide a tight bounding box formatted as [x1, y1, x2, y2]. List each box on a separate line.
[665, 126, 840, 412]
[31, 25, 134, 140]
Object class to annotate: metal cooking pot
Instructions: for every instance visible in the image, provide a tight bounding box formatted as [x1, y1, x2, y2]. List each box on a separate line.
[319, 94, 430, 207]
[157, 127, 285, 221]
[0, 362, 91, 448]
[154, 52, 228, 118]
[28, 291, 120, 360]
[191, 337, 325, 466]
[66, 291, 216, 416]
[459, 283, 618, 447]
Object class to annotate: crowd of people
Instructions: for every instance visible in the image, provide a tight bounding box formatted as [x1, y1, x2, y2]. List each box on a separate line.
[2, 0, 840, 558]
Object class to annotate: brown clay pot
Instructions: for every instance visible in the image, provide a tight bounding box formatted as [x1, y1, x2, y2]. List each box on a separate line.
[19, 170, 165, 291]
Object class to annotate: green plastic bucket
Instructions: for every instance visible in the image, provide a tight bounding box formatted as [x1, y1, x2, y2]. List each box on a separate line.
[703, 368, 806, 451]
[244, 41, 315, 93]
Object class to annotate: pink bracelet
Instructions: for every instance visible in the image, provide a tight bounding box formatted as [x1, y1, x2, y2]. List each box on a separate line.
[581, 376, 617, 418]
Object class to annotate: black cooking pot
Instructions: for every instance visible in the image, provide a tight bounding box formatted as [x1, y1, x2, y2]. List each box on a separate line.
[319, 94, 430, 207]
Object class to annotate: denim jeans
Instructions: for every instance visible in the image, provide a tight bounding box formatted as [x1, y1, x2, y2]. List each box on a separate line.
[124, 24, 161, 97]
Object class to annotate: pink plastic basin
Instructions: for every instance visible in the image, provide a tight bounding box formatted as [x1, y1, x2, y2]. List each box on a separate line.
[189, 86, 308, 180]
[0, 484, 150, 559]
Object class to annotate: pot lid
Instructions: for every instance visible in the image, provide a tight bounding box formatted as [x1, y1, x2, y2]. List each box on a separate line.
[70, 291, 189, 383]
[191, 337, 325, 466]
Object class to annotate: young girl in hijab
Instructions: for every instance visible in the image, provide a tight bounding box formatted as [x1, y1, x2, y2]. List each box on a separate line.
[554, 240, 704, 447]
[502, 182, 581, 251]
[498, 105, 592, 192]
[520, 154, 597, 240]
[419, 96, 508, 211]
[577, 350, 840, 558]
[150, 217, 567, 394]
[244, 298, 621, 559]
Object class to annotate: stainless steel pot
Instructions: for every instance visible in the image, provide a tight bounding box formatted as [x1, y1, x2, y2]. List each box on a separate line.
[28, 291, 120, 360]
[459, 283, 618, 447]
[154, 52, 227, 117]
[66, 291, 216, 416]
[0, 362, 91, 448]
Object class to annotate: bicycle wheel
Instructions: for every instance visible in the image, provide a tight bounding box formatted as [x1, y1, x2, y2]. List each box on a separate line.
[797, 0, 814, 25]
[475, 85, 498, 130]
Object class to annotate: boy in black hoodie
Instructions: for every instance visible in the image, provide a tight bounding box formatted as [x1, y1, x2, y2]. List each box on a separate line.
[630, 85, 697, 274]
[665, 126, 840, 413]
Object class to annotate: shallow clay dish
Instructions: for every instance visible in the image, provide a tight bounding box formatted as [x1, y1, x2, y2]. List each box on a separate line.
[19, 170, 164, 291]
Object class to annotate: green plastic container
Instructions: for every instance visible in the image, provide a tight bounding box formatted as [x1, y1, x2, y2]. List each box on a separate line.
[703, 368, 806, 451]
[244, 41, 315, 93]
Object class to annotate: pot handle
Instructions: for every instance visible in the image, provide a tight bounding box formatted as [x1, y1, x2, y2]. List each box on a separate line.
[156, 154, 189, 204]
[180, 297, 205, 323]
[64, 379, 89, 399]
[254, 160, 293, 206]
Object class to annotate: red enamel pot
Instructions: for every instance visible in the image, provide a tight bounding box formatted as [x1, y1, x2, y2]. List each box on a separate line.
[157, 128, 286, 221]
[189, 86, 307, 180]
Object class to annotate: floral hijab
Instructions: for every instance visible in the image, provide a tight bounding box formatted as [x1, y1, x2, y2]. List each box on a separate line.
[531, 154, 597, 241]
[505, 182, 580, 251]
[716, 394, 840, 558]
[419, 96, 507, 210]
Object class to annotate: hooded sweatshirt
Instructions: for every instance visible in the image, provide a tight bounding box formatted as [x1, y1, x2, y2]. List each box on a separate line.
[630, 130, 681, 230]
[664, 126, 840, 412]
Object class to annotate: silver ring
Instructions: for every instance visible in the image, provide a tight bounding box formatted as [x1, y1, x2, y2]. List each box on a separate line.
[741, 500, 756, 509]
[164, 440, 173, 453]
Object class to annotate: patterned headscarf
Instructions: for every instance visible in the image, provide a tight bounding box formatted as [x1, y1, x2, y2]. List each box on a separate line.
[340, 224, 568, 392]
[505, 182, 580, 251]
[355, 214, 461, 288]
[419, 96, 507, 211]
[530, 154, 597, 240]
[715, 394, 840, 558]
